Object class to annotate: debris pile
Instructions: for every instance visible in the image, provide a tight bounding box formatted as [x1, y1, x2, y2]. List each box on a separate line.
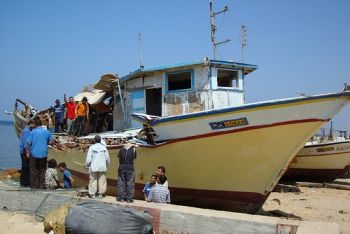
[50, 129, 141, 152]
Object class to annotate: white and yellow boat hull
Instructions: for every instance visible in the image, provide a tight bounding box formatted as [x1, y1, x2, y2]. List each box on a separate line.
[50, 92, 350, 213]
[284, 140, 350, 181]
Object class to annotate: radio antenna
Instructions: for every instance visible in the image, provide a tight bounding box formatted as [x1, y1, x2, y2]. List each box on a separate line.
[241, 25, 247, 62]
[210, 1, 230, 59]
[138, 33, 144, 69]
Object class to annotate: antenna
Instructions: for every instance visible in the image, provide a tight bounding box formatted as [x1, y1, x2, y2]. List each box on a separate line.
[210, 1, 230, 59]
[138, 33, 144, 69]
[241, 25, 247, 63]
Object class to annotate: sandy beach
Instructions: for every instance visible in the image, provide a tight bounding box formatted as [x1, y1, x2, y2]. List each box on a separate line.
[262, 179, 350, 233]
[0, 210, 45, 234]
[1, 179, 350, 233]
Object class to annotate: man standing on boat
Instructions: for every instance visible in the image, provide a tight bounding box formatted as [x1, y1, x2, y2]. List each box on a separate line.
[64, 94, 77, 134]
[73, 96, 89, 136]
[51, 99, 65, 133]
[19, 119, 35, 187]
[117, 141, 137, 202]
[26, 118, 53, 189]
[85, 135, 110, 199]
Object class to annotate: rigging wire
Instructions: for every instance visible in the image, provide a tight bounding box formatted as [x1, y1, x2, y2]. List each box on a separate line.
[218, 10, 226, 31]
[217, 48, 224, 60]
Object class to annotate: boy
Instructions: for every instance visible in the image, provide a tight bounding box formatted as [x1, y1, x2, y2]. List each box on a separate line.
[58, 162, 74, 188]
[143, 174, 157, 201]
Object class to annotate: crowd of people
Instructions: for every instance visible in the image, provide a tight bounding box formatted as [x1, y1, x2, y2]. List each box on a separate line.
[49, 94, 114, 136]
[48, 94, 90, 136]
[19, 119, 171, 204]
[86, 135, 170, 204]
[19, 117, 74, 189]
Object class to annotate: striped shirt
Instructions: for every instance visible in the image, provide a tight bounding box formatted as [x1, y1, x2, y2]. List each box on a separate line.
[147, 183, 170, 203]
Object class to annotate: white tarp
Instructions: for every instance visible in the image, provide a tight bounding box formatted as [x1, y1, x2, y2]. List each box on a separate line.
[74, 89, 105, 105]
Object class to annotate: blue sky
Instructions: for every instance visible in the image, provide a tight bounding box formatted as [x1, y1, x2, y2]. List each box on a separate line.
[1, 0, 349, 132]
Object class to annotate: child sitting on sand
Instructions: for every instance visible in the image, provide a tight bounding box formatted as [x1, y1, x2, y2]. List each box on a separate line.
[45, 159, 60, 189]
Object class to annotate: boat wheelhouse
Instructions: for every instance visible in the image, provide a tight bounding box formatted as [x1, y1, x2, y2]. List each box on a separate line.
[113, 59, 257, 131]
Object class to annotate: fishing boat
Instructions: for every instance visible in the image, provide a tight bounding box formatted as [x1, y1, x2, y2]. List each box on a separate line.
[12, 56, 350, 214]
[283, 127, 350, 182]
[11, 4, 350, 213]
[14, 1, 350, 213]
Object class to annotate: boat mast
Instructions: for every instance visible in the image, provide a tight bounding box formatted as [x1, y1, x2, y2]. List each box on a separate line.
[210, 1, 230, 59]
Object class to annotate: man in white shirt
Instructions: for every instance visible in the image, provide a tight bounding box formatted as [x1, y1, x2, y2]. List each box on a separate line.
[85, 135, 110, 199]
[147, 175, 170, 204]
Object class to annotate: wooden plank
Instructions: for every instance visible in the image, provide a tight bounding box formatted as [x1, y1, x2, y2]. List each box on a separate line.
[295, 182, 324, 188]
[323, 183, 350, 191]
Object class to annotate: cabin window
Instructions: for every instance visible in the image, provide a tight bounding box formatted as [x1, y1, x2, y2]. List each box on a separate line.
[166, 70, 193, 92]
[217, 69, 238, 88]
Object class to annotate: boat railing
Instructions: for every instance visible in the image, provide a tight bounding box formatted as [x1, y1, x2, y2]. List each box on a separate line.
[14, 98, 38, 120]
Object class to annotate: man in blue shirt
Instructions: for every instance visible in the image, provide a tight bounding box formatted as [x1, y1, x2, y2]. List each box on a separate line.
[26, 118, 53, 189]
[19, 119, 35, 187]
[51, 99, 65, 133]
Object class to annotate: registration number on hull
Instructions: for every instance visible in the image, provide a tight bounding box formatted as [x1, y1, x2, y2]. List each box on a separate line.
[209, 118, 248, 130]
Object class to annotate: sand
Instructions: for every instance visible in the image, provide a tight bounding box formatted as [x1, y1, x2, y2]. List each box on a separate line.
[1, 178, 350, 233]
[0, 210, 45, 234]
[262, 179, 350, 234]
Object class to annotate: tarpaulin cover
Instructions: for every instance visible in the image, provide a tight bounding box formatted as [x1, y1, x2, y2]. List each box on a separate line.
[65, 201, 153, 234]
[74, 89, 105, 105]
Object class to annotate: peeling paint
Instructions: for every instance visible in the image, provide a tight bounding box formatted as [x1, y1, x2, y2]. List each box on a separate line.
[188, 91, 205, 113]
[164, 94, 184, 116]
[127, 78, 143, 89]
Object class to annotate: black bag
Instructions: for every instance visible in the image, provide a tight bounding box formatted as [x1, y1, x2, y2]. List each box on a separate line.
[65, 201, 153, 234]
